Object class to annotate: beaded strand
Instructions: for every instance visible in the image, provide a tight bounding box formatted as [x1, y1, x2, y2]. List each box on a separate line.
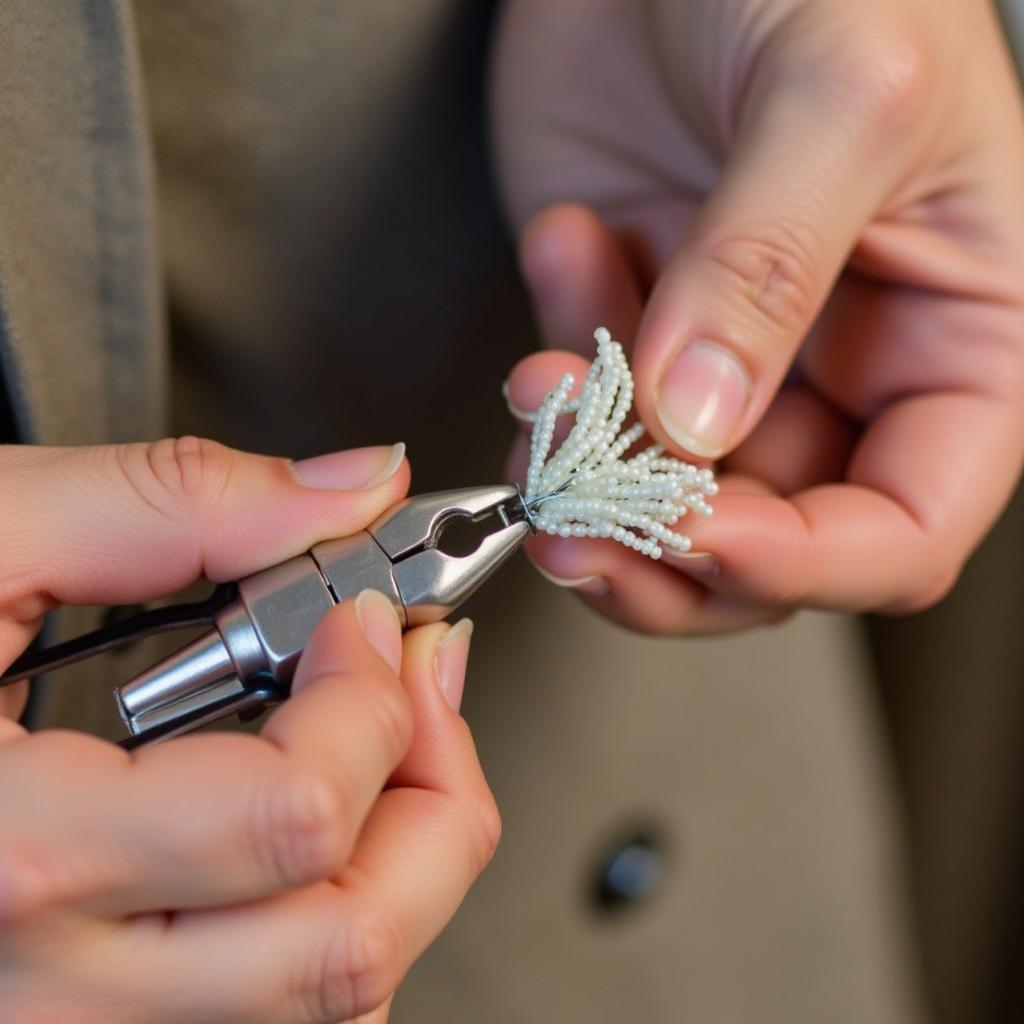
[513, 328, 717, 561]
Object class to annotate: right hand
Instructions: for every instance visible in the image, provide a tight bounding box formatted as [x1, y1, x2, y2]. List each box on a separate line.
[0, 439, 500, 1023]
[494, 0, 1024, 633]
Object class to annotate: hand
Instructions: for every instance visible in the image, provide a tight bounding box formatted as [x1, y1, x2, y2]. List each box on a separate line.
[0, 439, 499, 1022]
[493, 0, 1024, 633]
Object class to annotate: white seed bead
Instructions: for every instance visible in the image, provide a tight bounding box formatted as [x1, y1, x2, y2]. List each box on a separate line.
[517, 328, 716, 562]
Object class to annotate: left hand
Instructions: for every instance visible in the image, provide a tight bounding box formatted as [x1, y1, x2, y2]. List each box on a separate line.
[0, 440, 498, 1022]
[493, 0, 1024, 633]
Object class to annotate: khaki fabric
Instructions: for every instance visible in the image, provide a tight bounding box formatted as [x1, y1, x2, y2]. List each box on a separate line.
[4, 1, 1022, 1021]
[871, 482, 1024, 1024]
[0, 0, 164, 445]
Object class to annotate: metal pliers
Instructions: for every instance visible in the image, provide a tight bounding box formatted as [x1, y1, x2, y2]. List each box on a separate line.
[1, 486, 531, 748]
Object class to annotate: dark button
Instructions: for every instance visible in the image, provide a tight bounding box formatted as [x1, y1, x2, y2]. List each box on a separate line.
[590, 828, 670, 915]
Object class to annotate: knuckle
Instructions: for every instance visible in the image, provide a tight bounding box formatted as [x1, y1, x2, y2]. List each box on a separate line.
[120, 436, 235, 522]
[821, 27, 930, 134]
[252, 770, 347, 887]
[704, 229, 820, 336]
[153, 436, 233, 502]
[309, 908, 403, 1020]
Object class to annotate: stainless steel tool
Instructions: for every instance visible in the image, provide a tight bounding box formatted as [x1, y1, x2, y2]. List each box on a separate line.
[1, 485, 532, 748]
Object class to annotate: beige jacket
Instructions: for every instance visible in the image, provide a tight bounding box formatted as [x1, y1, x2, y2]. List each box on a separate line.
[1, 3, 1022, 1021]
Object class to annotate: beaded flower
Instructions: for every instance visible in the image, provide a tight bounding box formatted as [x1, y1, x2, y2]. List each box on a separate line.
[513, 328, 717, 561]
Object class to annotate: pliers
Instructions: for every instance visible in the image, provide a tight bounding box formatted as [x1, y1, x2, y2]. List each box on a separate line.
[0, 485, 532, 748]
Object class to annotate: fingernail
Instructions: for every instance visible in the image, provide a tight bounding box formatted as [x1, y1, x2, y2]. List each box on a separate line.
[656, 341, 751, 458]
[293, 443, 405, 490]
[531, 561, 610, 597]
[670, 552, 720, 579]
[502, 380, 536, 424]
[434, 619, 474, 712]
[355, 589, 403, 674]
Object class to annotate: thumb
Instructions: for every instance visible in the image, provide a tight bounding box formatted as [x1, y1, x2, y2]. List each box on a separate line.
[633, 36, 923, 458]
[0, 438, 409, 614]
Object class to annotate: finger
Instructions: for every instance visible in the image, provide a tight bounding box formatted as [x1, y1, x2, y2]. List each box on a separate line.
[723, 385, 858, 495]
[670, 391, 1024, 612]
[260, 591, 410, 820]
[503, 350, 590, 430]
[0, 595, 411, 919]
[520, 204, 644, 353]
[632, 32, 926, 459]
[0, 439, 409, 662]
[163, 620, 496, 1024]
[525, 534, 785, 635]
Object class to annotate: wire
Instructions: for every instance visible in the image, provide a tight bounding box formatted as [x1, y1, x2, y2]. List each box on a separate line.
[0, 585, 236, 686]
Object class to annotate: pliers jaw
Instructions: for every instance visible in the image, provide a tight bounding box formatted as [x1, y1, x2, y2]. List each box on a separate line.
[370, 485, 532, 625]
